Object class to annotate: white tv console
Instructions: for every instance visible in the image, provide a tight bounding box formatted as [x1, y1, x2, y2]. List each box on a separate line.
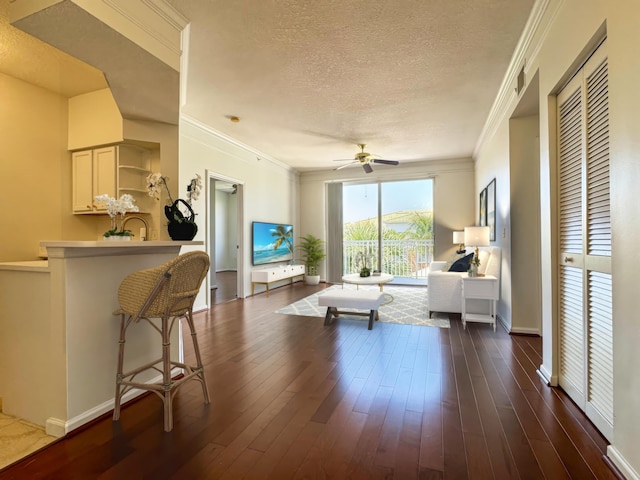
[251, 264, 305, 296]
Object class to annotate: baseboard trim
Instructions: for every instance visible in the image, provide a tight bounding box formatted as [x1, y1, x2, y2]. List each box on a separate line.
[509, 326, 541, 335]
[45, 368, 182, 437]
[44, 418, 66, 438]
[193, 302, 209, 312]
[607, 444, 639, 480]
[536, 368, 550, 385]
[537, 364, 557, 386]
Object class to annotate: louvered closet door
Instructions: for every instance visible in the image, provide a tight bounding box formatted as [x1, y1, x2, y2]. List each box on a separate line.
[557, 40, 612, 441]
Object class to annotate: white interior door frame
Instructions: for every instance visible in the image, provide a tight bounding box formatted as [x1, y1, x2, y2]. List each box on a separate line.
[206, 170, 245, 299]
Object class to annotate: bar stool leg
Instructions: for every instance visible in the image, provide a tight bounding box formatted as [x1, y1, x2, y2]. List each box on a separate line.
[113, 313, 127, 421]
[161, 315, 173, 432]
[185, 310, 210, 404]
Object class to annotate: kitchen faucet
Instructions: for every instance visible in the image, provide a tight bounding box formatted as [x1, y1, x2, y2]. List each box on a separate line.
[122, 216, 150, 241]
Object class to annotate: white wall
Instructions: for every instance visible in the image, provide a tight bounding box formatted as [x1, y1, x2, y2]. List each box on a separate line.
[177, 115, 299, 299]
[299, 158, 476, 281]
[214, 189, 237, 271]
[509, 114, 541, 334]
[474, 1, 640, 477]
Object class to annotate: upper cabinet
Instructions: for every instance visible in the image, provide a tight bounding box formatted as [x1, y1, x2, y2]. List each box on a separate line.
[72, 146, 116, 214]
[72, 144, 154, 214]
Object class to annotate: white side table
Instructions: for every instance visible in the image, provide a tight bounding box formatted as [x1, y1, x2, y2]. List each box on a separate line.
[461, 274, 499, 331]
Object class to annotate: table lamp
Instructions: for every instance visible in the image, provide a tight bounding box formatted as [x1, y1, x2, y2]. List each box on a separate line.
[453, 231, 465, 254]
[464, 226, 490, 270]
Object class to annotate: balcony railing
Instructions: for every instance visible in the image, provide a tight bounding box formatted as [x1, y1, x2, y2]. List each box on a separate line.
[343, 239, 434, 278]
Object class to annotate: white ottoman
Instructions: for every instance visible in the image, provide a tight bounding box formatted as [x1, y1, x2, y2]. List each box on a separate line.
[318, 289, 385, 330]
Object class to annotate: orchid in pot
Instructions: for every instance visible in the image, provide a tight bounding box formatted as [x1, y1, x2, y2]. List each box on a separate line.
[147, 172, 202, 240]
[95, 193, 139, 240]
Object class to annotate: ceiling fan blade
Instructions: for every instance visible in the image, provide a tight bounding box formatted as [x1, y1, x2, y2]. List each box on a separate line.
[373, 159, 399, 166]
[363, 163, 374, 174]
[335, 161, 358, 171]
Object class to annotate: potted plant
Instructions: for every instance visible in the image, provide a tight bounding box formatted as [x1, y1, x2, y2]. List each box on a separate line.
[297, 234, 326, 285]
[95, 193, 139, 240]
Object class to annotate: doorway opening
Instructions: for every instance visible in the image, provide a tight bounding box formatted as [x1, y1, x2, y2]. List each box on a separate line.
[207, 173, 243, 304]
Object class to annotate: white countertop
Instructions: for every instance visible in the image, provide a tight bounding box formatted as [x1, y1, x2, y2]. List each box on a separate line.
[40, 240, 204, 259]
[0, 241, 204, 268]
[0, 260, 49, 271]
[40, 240, 202, 248]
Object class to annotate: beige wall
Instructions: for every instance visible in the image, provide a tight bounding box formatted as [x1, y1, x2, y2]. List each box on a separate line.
[68, 88, 123, 150]
[474, 0, 640, 476]
[0, 72, 180, 262]
[0, 268, 52, 425]
[0, 73, 99, 262]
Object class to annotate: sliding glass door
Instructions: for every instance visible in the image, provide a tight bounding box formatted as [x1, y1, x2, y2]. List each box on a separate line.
[343, 179, 433, 284]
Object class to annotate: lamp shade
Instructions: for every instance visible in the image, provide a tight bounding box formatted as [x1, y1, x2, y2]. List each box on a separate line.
[452, 231, 465, 244]
[464, 226, 490, 247]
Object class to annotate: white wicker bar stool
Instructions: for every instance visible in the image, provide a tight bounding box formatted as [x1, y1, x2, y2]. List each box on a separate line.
[113, 251, 210, 432]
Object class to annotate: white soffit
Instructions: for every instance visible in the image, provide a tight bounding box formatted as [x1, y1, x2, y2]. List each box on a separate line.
[0, 0, 106, 97]
[11, 0, 181, 124]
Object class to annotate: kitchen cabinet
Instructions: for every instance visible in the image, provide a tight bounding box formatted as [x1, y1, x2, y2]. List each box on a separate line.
[72, 144, 152, 214]
[72, 146, 117, 213]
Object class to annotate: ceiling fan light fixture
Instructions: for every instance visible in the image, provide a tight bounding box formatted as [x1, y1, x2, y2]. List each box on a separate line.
[333, 144, 399, 174]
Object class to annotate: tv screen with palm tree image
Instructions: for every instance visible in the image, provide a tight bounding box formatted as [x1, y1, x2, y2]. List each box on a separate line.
[252, 221, 294, 266]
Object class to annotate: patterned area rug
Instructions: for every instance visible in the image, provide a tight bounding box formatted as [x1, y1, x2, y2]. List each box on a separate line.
[276, 284, 450, 328]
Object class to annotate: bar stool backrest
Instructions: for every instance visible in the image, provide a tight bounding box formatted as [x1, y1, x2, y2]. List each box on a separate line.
[117, 251, 210, 320]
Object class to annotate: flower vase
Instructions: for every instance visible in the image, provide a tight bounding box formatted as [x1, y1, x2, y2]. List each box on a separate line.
[165, 199, 198, 240]
[103, 235, 131, 241]
[168, 220, 198, 241]
[469, 264, 478, 277]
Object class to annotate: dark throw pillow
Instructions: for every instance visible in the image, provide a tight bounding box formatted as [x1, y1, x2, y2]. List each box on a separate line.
[448, 252, 474, 272]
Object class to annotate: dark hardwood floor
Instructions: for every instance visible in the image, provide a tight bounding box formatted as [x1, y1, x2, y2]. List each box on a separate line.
[1, 282, 619, 479]
[211, 270, 237, 304]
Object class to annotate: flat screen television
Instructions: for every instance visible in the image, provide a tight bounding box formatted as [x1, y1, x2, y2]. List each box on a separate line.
[252, 221, 294, 266]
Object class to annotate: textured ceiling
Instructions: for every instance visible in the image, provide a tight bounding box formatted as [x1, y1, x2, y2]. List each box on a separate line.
[167, 0, 535, 172]
[0, 0, 106, 97]
[4, 0, 535, 173]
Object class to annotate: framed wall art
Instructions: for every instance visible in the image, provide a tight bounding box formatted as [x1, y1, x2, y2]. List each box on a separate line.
[486, 178, 496, 241]
[479, 188, 487, 227]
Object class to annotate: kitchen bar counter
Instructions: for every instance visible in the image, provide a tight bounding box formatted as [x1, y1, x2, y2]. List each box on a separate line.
[0, 260, 48, 271]
[0, 241, 203, 437]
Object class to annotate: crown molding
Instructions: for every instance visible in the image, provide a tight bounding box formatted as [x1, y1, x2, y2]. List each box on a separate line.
[180, 114, 294, 173]
[473, 0, 561, 159]
[76, 0, 188, 71]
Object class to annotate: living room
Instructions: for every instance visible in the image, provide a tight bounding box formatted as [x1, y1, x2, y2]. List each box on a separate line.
[1, 0, 639, 478]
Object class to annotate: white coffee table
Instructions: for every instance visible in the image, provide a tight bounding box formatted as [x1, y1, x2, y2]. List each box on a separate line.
[342, 273, 394, 291]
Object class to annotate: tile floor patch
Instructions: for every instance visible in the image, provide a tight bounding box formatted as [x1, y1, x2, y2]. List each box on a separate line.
[0, 413, 56, 470]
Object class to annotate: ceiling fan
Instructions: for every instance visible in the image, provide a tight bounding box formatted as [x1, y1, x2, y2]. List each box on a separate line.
[334, 144, 400, 174]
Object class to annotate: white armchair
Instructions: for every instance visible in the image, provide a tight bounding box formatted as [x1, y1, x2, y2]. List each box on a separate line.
[427, 247, 501, 317]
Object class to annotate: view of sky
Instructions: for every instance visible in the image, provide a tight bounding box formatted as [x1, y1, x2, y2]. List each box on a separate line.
[343, 179, 433, 224]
